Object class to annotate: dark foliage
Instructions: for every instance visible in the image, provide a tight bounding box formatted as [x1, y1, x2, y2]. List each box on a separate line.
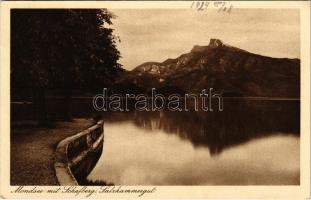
[11, 9, 122, 123]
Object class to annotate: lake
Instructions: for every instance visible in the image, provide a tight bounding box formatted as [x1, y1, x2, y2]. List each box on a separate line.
[87, 100, 300, 185]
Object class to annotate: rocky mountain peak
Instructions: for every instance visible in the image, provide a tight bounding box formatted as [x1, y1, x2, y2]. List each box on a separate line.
[190, 38, 224, 53]
[191, 45, 208, 53]
[208, 38, 223, 48]
[123, 39, 300, 98]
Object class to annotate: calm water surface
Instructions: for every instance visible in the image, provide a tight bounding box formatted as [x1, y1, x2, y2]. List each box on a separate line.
[87, 100, 300, 185]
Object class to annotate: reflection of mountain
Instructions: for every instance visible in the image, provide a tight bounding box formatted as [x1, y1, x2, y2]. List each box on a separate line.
[115, 39, 300, 97]
[103, 100, 299, 155]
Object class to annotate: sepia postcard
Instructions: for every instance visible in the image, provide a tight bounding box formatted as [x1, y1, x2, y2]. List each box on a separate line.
[0, 1, 310, 199]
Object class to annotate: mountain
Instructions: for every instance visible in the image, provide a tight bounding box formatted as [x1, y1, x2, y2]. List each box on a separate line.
[115, 39, 300, 97]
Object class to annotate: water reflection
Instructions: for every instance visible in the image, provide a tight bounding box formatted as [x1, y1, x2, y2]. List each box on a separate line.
[87, 100, 300, 185]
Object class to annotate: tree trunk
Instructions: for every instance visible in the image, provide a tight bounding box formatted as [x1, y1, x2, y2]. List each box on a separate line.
[64, 87, 72, 121]
[32, 90, 38, 120]
[37, 88, 47, 126]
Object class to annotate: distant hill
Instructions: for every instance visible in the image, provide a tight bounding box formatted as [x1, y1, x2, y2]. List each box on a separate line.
[115, 39, 300, 97]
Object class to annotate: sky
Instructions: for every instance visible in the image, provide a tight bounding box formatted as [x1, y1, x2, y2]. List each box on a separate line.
[110, 9, 300, 70]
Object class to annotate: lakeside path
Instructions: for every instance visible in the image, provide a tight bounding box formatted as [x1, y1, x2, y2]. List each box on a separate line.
[11, 119, 95, 185]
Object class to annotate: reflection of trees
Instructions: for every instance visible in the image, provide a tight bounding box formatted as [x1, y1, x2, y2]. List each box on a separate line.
[104, 100, 300, 155]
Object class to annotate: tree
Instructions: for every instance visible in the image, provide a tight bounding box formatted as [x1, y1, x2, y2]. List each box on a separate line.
[11, 9, 121, 124]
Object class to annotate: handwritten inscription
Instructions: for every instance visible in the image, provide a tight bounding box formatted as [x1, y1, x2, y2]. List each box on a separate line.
[191, 1, 233, 12]
[11, 186, 157, 198]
